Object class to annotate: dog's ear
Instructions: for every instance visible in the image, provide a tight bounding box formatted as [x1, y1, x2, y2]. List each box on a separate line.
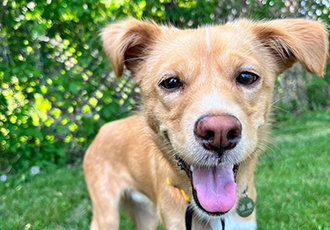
[102, 18, 161, 78]
[251, 19, 328, 76]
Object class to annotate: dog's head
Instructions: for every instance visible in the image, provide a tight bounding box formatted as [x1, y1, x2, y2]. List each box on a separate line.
[102, 19, 328, 218]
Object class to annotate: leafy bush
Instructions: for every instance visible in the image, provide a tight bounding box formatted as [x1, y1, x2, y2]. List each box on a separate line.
[0, 0, 141, 173]
[306, 67, 330, 110]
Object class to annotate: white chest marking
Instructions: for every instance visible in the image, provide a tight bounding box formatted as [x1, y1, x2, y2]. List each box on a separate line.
[209, 218, 222, 229]
[209, 215, 257, 230]
[205, 25, 211, 51]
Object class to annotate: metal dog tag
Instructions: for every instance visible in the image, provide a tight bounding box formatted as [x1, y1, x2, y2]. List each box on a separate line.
[236, 196, 254, 217]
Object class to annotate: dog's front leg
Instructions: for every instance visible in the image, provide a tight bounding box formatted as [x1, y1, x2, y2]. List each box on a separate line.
[155, 184, 188, 230]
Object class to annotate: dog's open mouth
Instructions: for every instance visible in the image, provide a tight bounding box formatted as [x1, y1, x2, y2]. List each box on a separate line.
[175, 155, 240, 216]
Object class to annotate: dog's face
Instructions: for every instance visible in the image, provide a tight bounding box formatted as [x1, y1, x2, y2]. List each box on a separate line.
[102, 19, 327, 219]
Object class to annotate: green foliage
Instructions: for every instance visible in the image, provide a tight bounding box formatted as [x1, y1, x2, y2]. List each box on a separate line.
[306, 77, 330, 110]
[0, 0, 141, 173]
[1, 0, 330, 173]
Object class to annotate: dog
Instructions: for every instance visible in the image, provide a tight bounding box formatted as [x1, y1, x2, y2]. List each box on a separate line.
[83, 18, 328, 230]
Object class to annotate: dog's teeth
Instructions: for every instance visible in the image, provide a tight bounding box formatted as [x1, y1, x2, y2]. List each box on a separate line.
[190, 165, 194, 172]
[231, 164, 234, 169]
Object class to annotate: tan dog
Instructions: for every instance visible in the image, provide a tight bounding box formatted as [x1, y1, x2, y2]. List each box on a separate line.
[83, 19, 328, 230]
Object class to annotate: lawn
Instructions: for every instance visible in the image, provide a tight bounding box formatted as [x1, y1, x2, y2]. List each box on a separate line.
[1, 110, 330, 230]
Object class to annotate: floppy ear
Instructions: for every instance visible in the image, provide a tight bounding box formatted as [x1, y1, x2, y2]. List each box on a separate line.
[102, 18, 161, 78]
[251, 19, 328, 76]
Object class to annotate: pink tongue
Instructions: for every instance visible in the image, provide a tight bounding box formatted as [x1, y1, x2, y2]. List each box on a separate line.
[192, 165, 236, 213]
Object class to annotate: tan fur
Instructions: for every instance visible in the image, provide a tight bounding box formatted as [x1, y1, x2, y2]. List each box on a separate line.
[84, 18, 328, 230]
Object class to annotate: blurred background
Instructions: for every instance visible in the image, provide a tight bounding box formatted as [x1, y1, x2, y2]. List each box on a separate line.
[1, 0, 330, 229]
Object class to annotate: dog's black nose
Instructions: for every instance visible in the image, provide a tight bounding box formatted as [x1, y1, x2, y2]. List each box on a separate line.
[195, 115, 242, 154]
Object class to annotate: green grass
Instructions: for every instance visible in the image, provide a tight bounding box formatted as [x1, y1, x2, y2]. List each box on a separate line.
[0, 166, 135, 230]
[1, 110, 330, 230]
[0, 166, 91, 230]
[256, 110, 330, 229]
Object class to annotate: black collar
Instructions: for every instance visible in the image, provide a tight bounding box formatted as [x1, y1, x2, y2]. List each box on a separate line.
[185, 205, 193, 230]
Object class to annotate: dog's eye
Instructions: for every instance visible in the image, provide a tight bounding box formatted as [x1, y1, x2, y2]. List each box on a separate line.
[160, 77, 182, 90]
[236, 72, 259, 86]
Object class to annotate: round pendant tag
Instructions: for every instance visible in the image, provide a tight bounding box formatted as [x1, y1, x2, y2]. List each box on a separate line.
[236, 197, 255, 218]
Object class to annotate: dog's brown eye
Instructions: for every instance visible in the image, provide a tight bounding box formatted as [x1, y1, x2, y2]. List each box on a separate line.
[160, 77, 182, 90]
[236, 72, 259, 86]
